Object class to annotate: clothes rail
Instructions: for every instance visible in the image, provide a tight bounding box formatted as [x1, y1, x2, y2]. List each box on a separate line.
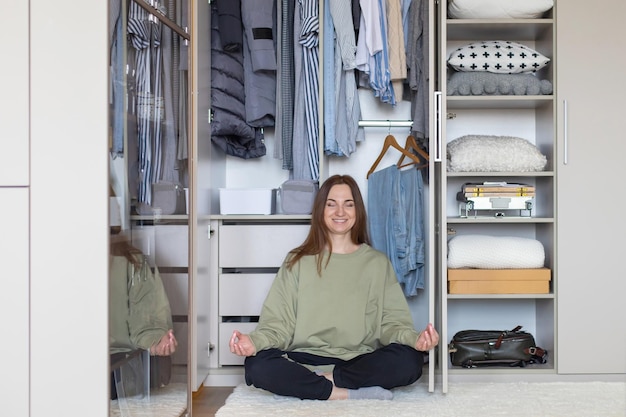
[132, 0, 190, 41]
[358, 120, 413, 128]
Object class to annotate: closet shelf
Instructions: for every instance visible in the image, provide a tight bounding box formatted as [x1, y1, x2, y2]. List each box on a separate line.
[446, 19, 554, 41]
[210, 214, 312, 222]
[446, 217, 554, 224]
[447, 362, 555, 374]
[446, 96, 554, 110]
[447, 293, 555, 300]
[446, 171, 555, 177]
[131, 215, 189, 223]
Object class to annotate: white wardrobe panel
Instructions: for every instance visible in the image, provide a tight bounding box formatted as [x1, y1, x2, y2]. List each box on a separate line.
[0, 0, 29, 186]
[0, 188, 29, 416]
[30, 0, 109, 415]
[556, 0, 626, 374]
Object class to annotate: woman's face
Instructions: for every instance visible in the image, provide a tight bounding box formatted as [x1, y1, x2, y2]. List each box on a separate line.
[323, 184, 356, 237]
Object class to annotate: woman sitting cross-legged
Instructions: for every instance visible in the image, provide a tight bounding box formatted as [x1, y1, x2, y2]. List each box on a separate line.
[229, 174, 439, 401]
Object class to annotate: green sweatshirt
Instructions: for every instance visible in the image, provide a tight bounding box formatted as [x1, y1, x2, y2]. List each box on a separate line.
[249, 244, 421, 360]
[109, 255, 173, 354]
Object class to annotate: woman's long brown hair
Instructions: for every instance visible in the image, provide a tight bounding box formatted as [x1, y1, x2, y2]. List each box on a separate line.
[285, 175, 370, 274]
[110, 234, 144, 269]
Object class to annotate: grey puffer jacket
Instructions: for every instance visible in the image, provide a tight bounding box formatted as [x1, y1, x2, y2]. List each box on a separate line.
[211, 3, 266, 159]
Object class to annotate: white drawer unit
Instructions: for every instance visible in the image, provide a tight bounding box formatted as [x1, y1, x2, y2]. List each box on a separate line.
[155, 225, 189, 267]
[210, 218, 311, 372]
[219, 273, 275, 316]
[131, 224, 189, 267]
[219, 223, 310, 268]
[219, 322, 259, 366]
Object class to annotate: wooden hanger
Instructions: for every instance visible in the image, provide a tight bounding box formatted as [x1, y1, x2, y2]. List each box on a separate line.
[397, 135, 429, 169]
[367, 134, 423, 179]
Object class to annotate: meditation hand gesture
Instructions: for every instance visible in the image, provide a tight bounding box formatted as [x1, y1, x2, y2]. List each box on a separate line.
[415, 323, 439, 352]
[229, 330, 257, 357]
[150, 329, 178, 356]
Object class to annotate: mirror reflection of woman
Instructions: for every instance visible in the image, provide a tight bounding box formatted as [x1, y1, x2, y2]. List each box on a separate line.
[109, 197, 178, 399]
[109, 235, 178, 357]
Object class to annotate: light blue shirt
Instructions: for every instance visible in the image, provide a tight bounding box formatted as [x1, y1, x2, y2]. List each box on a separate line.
[367, 165, 425, 296]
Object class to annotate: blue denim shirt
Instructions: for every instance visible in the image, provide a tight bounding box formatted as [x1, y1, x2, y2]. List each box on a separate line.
[367, 165, 425, 296]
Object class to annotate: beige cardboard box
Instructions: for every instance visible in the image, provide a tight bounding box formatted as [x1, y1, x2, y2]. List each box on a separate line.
[448, 268, 551, 294]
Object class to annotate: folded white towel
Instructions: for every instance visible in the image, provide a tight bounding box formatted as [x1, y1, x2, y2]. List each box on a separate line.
[448, 235, 545, 269]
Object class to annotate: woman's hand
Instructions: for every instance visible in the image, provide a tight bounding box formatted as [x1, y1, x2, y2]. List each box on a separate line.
[229, 330, 257, 357]
[150, 329, 178, 356]
[415, 323, 440, 352]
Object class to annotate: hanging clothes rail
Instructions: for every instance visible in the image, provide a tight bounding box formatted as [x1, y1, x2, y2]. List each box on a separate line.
[132, 0, 190, 41]
[358, 119, 413, 128]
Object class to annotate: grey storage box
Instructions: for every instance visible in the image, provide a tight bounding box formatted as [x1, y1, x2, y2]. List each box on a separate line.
[280, 180, 318, 214]
[136, 182, 186, 215]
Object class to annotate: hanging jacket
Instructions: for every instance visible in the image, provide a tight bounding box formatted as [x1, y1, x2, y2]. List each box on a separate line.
[211, 4, 266, 159]
[241, 0, 277, 128]
[216, 0, 243, 52]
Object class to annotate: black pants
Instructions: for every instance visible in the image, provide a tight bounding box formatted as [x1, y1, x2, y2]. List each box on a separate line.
[244, 343, 424, 400]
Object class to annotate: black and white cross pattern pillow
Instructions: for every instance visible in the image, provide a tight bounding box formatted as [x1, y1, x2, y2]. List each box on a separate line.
[447, 40, 550, 74]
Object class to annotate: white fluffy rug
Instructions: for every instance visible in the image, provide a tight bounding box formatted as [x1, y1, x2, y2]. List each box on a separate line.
[109, 382, 187, 417]
[216, 381, 626, 417]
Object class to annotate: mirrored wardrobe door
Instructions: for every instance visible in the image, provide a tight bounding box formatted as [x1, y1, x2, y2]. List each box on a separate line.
[109, 0, 192, 415]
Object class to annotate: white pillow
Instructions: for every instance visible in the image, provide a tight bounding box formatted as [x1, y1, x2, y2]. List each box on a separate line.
[448, 41, 550, 74]
[448, 235, 545, 269]
[448, 0, 554, 19]
[447, 135, 547, 172]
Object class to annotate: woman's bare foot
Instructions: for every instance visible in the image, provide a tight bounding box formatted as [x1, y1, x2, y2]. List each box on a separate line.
[320, 372, 392, 400]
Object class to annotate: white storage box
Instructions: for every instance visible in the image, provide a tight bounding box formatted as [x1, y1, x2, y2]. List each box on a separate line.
[219, 188, 275, 215]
